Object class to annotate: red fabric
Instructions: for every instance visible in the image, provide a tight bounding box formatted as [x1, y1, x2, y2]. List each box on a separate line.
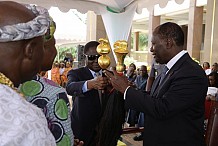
[205, 100, 212, 119]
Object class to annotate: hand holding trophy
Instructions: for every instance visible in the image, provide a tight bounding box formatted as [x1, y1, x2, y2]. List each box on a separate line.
[113, 40, 129, 74]
[95, 39, 127, 146]
[97, 38, 111, 70]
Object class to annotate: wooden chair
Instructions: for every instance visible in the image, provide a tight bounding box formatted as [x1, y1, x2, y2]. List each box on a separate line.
[122, 127, 144, 134]
[205, 101, 218, 146]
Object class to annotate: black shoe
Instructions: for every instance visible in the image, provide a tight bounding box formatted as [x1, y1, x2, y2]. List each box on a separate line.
[133, 134, 143, 141]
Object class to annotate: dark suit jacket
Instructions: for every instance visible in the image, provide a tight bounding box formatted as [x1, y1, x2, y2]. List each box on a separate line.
[66, 67, 101, 145]
[125, 53, 208, 146]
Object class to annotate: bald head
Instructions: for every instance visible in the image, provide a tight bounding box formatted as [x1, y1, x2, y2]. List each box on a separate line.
[153, 22, 184, 47]
[150, 22, 185, 64]
[0, 1, 35, 27]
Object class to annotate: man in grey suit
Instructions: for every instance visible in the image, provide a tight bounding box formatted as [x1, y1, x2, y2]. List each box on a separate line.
[105, 22, 207, 146]
[66, 41, 108, 146]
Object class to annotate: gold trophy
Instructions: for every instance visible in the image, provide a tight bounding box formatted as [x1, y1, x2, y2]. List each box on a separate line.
[113, 40, 129, 74]
[97, 38, 111, 69]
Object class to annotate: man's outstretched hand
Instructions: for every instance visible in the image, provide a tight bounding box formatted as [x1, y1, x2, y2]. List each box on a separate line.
[103, 69, 129, 94]
[87, 76, 109, 90]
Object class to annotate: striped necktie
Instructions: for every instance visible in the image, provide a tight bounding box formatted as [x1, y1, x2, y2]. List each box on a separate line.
[159, 65, 168, 85]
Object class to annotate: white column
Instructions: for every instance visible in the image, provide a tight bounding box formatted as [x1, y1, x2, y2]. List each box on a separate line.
[147, 9, 160, 66]
[187, 0, 203, 61]
[86, 11, 97, 41]
[203, 0, 218, 64]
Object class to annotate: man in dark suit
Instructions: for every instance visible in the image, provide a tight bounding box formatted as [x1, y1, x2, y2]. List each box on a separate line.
[66, 41, 108, 145]
[105, 22, 208, 146]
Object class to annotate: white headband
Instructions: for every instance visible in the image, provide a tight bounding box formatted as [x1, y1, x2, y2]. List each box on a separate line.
[0, 4, 50, 42]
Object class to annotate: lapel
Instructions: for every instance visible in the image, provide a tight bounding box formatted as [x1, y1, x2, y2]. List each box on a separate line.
[83, 66, 102, 103]
[150, 53, 191, 97]
[83, 66, 95, 80]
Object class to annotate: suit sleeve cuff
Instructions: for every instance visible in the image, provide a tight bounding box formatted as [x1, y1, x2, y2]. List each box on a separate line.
[124, 86, 131, 100]
[82, 81, 88, 93]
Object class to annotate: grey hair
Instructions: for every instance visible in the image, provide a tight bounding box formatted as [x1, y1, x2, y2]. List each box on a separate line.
[0, 4, 50, 42]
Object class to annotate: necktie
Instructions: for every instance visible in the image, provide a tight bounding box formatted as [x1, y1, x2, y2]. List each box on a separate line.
[94, 72, 102, 78]
[95, 72, 102, 106]
[159, 65, 168, 85]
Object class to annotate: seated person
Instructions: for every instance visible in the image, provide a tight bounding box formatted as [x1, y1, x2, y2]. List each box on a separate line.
[202, 62, 211, 75]
[206, 72, 218, 101]
[126, 63, 137, 83]
[211, 63, 218, 73]
[205, 72, 218, 132]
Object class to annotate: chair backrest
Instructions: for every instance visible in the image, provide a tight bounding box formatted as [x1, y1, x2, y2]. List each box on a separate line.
[122, 127, 144, 134]
[205, 100, 212, 119]
[205, 101, 218, 146]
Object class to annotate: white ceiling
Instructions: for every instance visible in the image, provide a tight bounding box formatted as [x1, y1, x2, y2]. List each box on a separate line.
[5, 0, 207, 36]
[7, 0, 186, 14]
[82, 0, 135, 11]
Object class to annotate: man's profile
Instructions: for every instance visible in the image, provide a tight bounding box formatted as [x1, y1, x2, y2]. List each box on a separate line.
[0, 1, 55, 145]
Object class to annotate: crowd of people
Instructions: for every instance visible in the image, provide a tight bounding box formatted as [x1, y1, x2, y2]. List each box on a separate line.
[45, 61, 73, 87]
[202, 62, 218, 101]
[0, 1, 217, 146]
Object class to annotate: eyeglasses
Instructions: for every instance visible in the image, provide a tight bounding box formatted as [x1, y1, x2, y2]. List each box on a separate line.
[44, 19, 56, 42]
[85, 54, 101, 61]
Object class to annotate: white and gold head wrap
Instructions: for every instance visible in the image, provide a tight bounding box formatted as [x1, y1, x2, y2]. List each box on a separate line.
[0, 4, 50, 42]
